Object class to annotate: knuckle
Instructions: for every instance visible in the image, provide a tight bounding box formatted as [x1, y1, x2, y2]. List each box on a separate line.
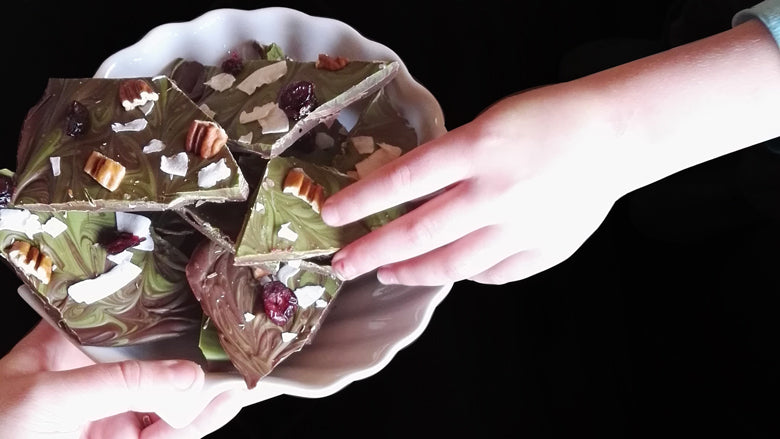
[440, 260, 470, 282]
[113, 359, 144, 390]
[404, 217, 437, 247]
[386, 162, 414, 193]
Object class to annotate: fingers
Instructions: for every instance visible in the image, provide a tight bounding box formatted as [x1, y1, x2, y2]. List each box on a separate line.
[467, 249, 563, 285]
[321, 128, 473, 226]
[330, 181, 489, 280]
[36, 359, 205, 427]
[373, 225, 522, 286]
[1, 320, 94, 377]
[140, 390, 245, 439]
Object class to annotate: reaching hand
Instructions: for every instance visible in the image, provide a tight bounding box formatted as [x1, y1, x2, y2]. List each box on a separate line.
[0, 320, 243, 439]
[321, 84, 623, 286]
[321, 19, 780, 287]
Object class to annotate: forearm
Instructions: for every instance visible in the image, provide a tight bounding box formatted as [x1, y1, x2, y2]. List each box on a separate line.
[578, 18, 780, 195]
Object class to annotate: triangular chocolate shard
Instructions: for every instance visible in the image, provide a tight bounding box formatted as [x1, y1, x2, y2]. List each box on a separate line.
[13, 76, 249, 211]
[232, 156, 405, 265]
[168, 57, 400, 158]
[186, 238, 343, 388]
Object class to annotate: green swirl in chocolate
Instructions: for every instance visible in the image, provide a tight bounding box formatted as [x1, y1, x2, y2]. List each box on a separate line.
[187, 238, 342, 388]
[169, 58, 398, 158]
[0, 210, 200, 346]
[13, 77, 248, 211]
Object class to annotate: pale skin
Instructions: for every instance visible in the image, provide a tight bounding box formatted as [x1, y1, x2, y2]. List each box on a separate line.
[0, 321, 243, 439]
[321, 19, 780, 286]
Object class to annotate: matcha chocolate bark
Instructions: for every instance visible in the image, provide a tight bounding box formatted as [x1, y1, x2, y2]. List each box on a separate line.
[186, 238, 342, 388]
[13, 76, 249, 211]
[0, 208, 201, 346]
[168, 56, 399, 158]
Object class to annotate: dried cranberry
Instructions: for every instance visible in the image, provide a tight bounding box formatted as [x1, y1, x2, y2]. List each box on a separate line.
[99, 230, 145, 254]
[221, 51, 244, 76]
[64, 101, 90, 137]
[0, 175, 13, 207]
[256, 280, 297, 326]
[278, 81, 317, 121]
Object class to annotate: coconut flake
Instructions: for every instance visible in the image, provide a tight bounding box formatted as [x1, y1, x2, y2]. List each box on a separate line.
[160, 152, 188, 177]
[243, 312, 256, 322]
[122, 90, 159, 111]
[355, 146, 401, 179]
[239, 102, 289, 134]
[67, 260, 142, 304]
[237, 61, 288, 95]
[204, 73, 236, 92]
[42, 217, 67, 238]
[115, 212, 154, 251]
[142, 139, 165, 154]
[199, 103, 216, 119]
[197, 158, 231, 188]
[277, 222, 298, 242]
[294, 284, 326, 309]
[50, 157, 61, 176]
[281, 332, 297, 342]
[378, 142, 403, 156]
[238, 132, 253, 144]
[0, 209, 42, 239]
[107, 250, 133, 265]
[111, 118, 148, 132]
[277, 263, 300, 286]
[351, 136, 375, 154]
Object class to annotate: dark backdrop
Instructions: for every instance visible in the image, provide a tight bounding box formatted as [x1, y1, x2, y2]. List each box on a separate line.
[1, 1, 777, 438]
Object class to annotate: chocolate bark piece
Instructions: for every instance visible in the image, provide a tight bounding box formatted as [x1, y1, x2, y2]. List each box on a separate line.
[13, 76, 249, 212]
[168, 57, 399, 158]
[186, 238, 342, 389]
[332, 88, 419, 175]
[232, 156, 404, 265]
[176, 120, 349, 252]
[0, 208, 201, 346]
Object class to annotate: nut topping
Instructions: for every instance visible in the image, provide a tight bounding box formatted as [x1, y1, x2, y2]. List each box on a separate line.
[84, 151, 126, 191]
[118, 79, 159, 111]
[282, 167, 325, 213]
[6, 240, 52, 284]
[315, 53, 349, 71]
[185, 120, 228, 159]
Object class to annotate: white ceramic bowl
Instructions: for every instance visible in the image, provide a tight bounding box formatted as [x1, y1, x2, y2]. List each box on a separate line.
[22, 6, 450, 428]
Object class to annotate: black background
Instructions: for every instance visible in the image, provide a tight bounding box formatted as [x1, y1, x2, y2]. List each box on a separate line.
[1, 1, 778, 438]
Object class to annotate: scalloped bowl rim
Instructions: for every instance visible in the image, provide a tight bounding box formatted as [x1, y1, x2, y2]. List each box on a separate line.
[47, 5, 456, 424]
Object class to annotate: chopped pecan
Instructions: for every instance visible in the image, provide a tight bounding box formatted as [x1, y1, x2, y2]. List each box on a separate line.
[84, 151, 126, 191]
[7, 240, 53, 284]
[282, 167, 325, 213]
[185, 120, 228, 159]
[316, 53, 349, 71]
[118, 79, 158, 111]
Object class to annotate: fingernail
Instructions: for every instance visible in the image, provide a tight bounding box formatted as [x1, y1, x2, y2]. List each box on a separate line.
[166, 360, 201, 390]
[376, 268, 397, 285]
[320, 204, 339, 225]
[332, 258, 354, 281]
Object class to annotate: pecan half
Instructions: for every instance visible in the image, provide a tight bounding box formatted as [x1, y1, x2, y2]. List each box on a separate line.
[185, 120, 228, 159]
[282, 167, 325, 213]
[7, 240, 53, 284]
[118, 79, 158, 111]
[316, 53, 349, 71]
[84, 151, 126, 191]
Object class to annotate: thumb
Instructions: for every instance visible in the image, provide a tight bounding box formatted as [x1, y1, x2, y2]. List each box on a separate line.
[35, 359, 205, 427]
